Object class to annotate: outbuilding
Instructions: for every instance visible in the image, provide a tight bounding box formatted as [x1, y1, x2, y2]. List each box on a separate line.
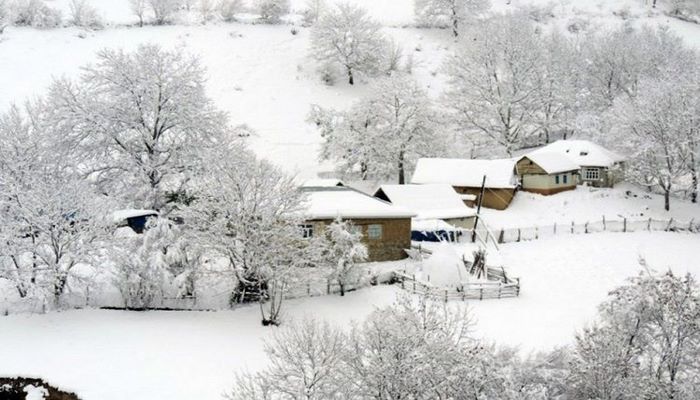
[301, 186, 415, 262]
[411, 158, 518, 210]
[516, 153, 580, 195]
[527, 140, 625, 188]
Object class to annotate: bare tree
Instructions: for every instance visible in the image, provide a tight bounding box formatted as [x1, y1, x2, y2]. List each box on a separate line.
[147, 0, 181, 25]
[129, 0, 147, 26]
[68, 0, 103, 29]
[310, 2, 387, 85]
[414, 0, 490, 36]
[255, 0, 289, 24]
[217, 0, 242, 21]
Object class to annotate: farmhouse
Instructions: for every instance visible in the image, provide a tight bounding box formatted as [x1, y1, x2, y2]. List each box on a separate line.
[411, 158, 518, 210]
[528, 140, 625, 188]
[516, 153, 580, 195]
[300, 186, 415, 262]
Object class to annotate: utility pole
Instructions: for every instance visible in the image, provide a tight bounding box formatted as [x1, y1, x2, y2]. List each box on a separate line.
[471, 175, 487, 243]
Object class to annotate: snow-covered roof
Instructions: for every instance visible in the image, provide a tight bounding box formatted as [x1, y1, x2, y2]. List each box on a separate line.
[518, 152, 580, 174]
[528, 140, 625, 168]
[374, 184, 477, 220]
[411, 158, 517, 189]
[112, 209, 158, 223]
[301, 178, 344, 187]
[301, 187, 416, 220]
[411, 218, 460, 232]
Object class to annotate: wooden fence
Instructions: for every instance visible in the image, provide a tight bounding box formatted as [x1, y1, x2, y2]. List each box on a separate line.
[393, 270, 520, 301]
[471, 217, 699, 245]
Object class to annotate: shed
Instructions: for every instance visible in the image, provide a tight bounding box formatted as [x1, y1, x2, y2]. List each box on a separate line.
[516, 153, 580, 195]
[528, 140, 625, 188]
[113, 209, 158, 234]
[300, 186, 416, 262]
[410, 158, 518, 210]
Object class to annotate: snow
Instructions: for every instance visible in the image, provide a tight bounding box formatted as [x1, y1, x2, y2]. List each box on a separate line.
[23, 385, 48, 400]
[301, 186, 416, 219]
[375, 184, 476, 219]
[300, 178, 344, 187]
[527, 140, 625, 168]
[417, 243, 467, 286]
[411, 218, 459, 232]
[2, 231, 699, 399]
[480, 184, 700, 230]
[411, 158, 518, 189]
[518, 152, 580, 174]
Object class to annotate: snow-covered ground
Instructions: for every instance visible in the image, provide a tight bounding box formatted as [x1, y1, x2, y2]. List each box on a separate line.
[481, 183, 700, 230]
[1, 231, 699, 400]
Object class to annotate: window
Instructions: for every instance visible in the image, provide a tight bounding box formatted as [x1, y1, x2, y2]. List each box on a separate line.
[367, 224, 383, 240]
[563, 174, 568, 184]
[555, 175, 560, 184]
[300, 224, 314, 238]
[584, 168, 600, 181]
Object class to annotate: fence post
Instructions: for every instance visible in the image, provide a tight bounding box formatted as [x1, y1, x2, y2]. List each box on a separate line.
[327, 281, 331, 295]
[553, 223, 557, 235]
[585, 222, 589, 234]
[535, 226, 539, 240]
[602, 215, 606, 231]
[479, 288, 483, 301]
[444, 289, 448, 303]
[571, 221, 574, 234]
[307, 282, 311, 296]
[623, 217, 627, 232]
[516, 278, 521, 296]
[517, 228, 521, 242]
[498, 229, 504, 244]
[412, 274, 416, 292]
[462, 290, 466, 301]
[401, 276, 404, 290]
[666, 218, 674, 232]
[498, 285, 502, 299]
[648, 218, 652, 231]
[690, 218, 695, 232]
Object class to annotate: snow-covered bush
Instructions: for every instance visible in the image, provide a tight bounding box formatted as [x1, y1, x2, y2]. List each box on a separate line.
[301, 0, 325, 26]
[217, 0, 242, 21]
[313, 218, 367, 296]
[310, 3, 387, 85]
[68, 0, 103, 29]
[198, 0, 215, 22]
[255, 0, 289, 24]
[12, 0, 62, 28]
[0, 0, 11, 34]
[148, 0, 181, 25]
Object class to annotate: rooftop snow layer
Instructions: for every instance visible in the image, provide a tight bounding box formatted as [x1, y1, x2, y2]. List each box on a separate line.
[374, 184, 477, 220]
[518, 152, 580, 174]
[112, 209, 158, 223]
[528, 140, 625, 168]
[301, 186, 416, 220]
[411, 158, 517, 189]
[301, 178, 344, 187]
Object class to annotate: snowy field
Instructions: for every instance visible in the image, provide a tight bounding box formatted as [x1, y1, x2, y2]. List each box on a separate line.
[1, 231, 699, 400]
[2, 0, 700, 177]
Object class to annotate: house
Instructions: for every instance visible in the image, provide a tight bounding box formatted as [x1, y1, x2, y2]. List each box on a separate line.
[374, 184, 477, 243]
[516, 153, 580, 195]
[113, 209, 158, 234]
[528, 140, 625, 188]
[411, 158, 518, 210]
[300, 186, 416, 262]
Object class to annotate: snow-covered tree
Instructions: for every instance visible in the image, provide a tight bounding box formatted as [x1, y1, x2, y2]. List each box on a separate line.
[444, 14, 543, 156]
[111, 217, 199, 309]
[570, 270, 700, 399]
[46, 45, 231, 212]
[198, 0, 215, 21]
[129, 0, 147, 26]
[226, 319, 350, 400]
[414, 0, 491, 37]
[186, 145, 310, 325]
[0, 0, 11, 34]
[315, 218, 367, 296]
[147, 0, 181, 25]
[615, 69, 696, 211]
[217, 0, 242, 21]
[310, 75, 440, 183]
[301, 0, 325, 26]
[255, 0, 289, 24]
[68, 0, 103, 29]
[310, 2, 387, 85]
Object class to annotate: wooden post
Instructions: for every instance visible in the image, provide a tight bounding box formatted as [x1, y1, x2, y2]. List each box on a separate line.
[327, 281, 331, 295]
[307, 282, 311, 296]
[462, 290, 466, 301]
[553, 223, 557, 235]
[666, 218, 674, 232]
[648, 218, 652, 231]
[498, 285, 502, 299]
[585, 222, 589, 234]
[516, 278, 520, 296]
[690, 218, 695, 232]
[517, 228, 521, 242]
[444, 289, 448, 303]
[412, 274, 416, 292]
[571, 221, 574, 234]
[471, 175, 487, 243]
[479, 288, 483, 301]
[498, 229, 505, 244]
[623, 217, 627, 232]
[535, 226, 539, 240]
[602, 215, 606, 231]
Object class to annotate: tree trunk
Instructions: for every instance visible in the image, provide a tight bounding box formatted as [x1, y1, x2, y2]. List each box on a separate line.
[665, 189, 670, 211]
[347, 67, 354, 85]
[339, 282, 345, 296]
[398, 151, 405, 184]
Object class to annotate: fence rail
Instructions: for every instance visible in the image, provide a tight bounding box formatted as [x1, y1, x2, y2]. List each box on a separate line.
[393, 268, 520, 302]
[471, 217, 698, 245]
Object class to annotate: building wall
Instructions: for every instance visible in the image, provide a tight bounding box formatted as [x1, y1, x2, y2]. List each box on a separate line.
[521, 172, 577, 195]
[309, 218, 412, 262]
[580, 166, 618, 188]
[452, 187, 516, 210]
